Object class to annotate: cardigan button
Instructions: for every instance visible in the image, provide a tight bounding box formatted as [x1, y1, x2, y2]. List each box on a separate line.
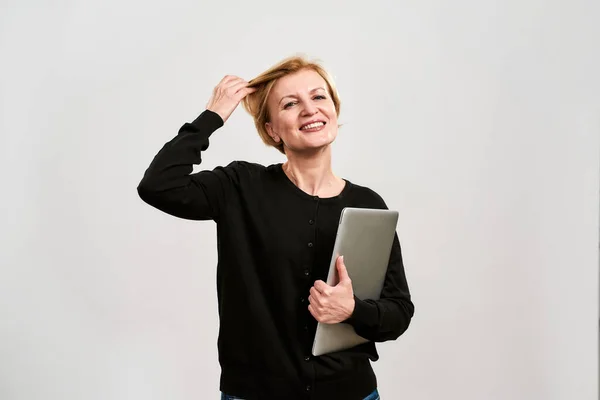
[308, 219, 314, 225]
[308, 242, 313, 248]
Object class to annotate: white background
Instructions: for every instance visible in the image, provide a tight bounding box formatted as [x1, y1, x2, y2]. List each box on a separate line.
[1, 1, 599, 399]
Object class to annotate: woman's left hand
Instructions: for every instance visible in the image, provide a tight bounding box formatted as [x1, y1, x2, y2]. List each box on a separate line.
[308, 256, 355, 324]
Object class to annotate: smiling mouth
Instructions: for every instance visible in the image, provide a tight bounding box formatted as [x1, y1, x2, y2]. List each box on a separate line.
[300, 121, 326, 131]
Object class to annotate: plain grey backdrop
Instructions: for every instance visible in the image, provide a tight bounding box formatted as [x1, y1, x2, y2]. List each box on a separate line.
[1, 1, 599, 399]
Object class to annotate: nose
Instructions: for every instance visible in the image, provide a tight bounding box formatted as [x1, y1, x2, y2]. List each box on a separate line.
[301, 101, 318, 116]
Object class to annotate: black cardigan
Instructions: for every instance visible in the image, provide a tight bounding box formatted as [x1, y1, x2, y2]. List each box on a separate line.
[137, 110, 414, 400]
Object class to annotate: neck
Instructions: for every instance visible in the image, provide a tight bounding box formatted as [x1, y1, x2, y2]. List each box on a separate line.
[283, 146, 342, 197]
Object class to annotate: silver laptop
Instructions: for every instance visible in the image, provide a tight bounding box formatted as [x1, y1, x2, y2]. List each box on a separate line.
[311, 207, 399, 356]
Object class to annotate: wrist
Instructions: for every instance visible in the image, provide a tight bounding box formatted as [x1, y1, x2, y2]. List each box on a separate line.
[205, 108, 225, 124]
[346, 296, 356, 319]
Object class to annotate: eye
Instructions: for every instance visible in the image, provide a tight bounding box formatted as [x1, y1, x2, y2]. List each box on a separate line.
[283, 101, 297, 109]
[314, 95, 326, 100]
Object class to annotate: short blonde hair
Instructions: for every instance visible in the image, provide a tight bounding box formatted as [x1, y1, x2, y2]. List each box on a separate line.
[242, 55, 341, 154]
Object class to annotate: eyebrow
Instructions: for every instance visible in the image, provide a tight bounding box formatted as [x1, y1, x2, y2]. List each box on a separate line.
[279, 87, 327, 105]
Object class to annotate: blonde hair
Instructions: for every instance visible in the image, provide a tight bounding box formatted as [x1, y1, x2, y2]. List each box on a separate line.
[241, 55, 341, 154]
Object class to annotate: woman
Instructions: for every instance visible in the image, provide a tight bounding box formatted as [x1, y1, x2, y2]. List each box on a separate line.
[137, 56, 414, 400]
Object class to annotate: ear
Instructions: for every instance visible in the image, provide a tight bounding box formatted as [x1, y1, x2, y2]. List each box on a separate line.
[265, 122, 281, 143]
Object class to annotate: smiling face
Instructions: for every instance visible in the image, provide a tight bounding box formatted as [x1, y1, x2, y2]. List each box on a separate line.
[265, 69, 339, 154]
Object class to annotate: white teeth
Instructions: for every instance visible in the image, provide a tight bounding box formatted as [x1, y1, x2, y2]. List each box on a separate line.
[301, 122, 325, 130]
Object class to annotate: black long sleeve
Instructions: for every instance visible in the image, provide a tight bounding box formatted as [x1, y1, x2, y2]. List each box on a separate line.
[346, 234, 414, 342]
[137, 110, 229, 220]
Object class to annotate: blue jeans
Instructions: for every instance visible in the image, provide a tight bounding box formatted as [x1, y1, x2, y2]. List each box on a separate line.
[221, 388, 380, 399]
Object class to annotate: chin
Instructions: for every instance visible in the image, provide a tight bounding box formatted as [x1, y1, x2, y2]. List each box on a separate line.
[286, 131, 337, 153]
[304, 139, 336, 152]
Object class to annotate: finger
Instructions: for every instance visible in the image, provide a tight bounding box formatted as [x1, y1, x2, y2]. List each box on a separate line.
[309, 292, 323, 307]
[228, 80, 253, 97]
[309, 305, 326, 323]
[223, 76, 248, 90]
[336, 256, 351, 283]
[220, 81, 251, 103]
[313, 280, 331, 295]
[218, 75, 241, 86]
[242, 86, 258, 96]
[215, 76, 244, 94]
[309, 287, 321, 302]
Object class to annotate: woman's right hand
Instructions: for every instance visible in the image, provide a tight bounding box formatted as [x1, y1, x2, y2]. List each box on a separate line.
[206, 75, 256, 123]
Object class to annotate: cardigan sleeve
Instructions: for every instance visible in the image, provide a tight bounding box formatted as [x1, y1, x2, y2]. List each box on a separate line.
[137, 110, 239, 221]
[344, 203, 415, 342]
